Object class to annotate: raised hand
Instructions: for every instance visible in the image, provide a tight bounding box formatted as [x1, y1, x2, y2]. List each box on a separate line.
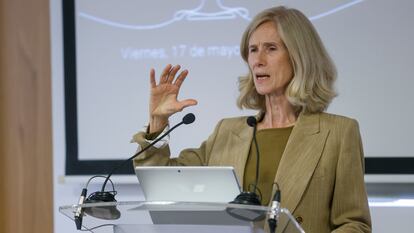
[148, 64, 198, 133]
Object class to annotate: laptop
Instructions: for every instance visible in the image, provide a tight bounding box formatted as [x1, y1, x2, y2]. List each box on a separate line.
[134, 166, 242, 203]
[134, 166, 261, 226]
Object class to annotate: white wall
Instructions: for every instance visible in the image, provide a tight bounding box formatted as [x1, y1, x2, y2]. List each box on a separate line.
[51, 1, 414, 232]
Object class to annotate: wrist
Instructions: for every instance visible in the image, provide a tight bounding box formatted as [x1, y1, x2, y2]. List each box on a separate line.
[149, 117, 168, 133]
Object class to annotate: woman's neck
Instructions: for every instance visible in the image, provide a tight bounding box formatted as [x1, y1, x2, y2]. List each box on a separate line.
[258, 94, 297, 129]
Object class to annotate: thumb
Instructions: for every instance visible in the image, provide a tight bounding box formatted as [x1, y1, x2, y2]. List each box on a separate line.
[178, 99, 198, 110]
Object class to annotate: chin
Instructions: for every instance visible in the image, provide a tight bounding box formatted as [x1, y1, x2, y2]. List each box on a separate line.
[255, 89, 272, 96]
[256, 87, 286, 97]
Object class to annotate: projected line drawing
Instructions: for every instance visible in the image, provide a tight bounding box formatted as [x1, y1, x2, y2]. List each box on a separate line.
[79, 0, 250, 30]
[309, 0, 364, 20]
[79, 0, 365, 30]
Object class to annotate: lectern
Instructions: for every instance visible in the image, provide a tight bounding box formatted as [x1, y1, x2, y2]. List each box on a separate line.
[60, 201, 304, 233]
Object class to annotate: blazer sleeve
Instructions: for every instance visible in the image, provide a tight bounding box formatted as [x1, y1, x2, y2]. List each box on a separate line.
[131, 119, 224, 168]
[331, 119, 372, 233]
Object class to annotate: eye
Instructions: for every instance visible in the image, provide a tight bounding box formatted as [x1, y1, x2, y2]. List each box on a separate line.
[248, 46, 257, 53]
[268, 46, 277, 51]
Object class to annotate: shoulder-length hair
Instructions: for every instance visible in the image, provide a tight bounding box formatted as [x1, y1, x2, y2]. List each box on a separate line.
[237, 6, 337, 114]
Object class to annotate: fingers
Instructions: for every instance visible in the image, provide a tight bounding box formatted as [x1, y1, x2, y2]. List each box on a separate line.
[149, 68, 156, 88]
[159, 64, 172, 83]
[174, 69, 189, 88]
[166, 65, 181, 83]
[155, 64, 188, 86]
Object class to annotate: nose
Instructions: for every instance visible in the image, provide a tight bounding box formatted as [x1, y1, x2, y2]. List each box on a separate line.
[250, 50, 266, 68]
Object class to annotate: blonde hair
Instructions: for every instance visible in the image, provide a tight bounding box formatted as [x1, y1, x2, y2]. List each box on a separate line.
[237, 6, 337, 114]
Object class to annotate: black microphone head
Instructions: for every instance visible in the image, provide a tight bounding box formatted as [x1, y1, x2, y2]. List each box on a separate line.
[246, 116, 257, 127]
[230, 191, 261, 206]
[227, 191, 265, 222]
[182, 113, 196, 125]
[84, 192, 121, 220]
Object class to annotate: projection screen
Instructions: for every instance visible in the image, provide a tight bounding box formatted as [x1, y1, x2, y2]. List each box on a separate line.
[62, 0, 414, 177]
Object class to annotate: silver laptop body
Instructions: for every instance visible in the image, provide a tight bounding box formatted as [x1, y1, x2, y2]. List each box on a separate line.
[134, 166, 241, 203]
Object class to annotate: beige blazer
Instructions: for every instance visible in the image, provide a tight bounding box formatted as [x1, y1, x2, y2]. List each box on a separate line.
[132, 112, 372, 233]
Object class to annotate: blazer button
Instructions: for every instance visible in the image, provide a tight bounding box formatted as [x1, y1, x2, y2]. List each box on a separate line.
[295, 216, 303, 224]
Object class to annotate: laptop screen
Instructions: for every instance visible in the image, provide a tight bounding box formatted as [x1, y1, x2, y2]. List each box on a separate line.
[135, 166, 241, 203]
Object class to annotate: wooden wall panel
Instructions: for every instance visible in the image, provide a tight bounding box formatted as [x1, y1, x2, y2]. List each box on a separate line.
[0, 0, 5, 228]
[0, 0, 53, 232]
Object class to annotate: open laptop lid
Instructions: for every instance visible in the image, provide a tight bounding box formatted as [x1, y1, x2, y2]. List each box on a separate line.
[135, 166, 241, 203]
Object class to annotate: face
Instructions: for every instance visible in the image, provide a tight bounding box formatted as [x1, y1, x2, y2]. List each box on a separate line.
[248, 21, 293, 96]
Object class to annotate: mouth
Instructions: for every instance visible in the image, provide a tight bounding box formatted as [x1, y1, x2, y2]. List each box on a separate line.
[255, 73, 270, 80]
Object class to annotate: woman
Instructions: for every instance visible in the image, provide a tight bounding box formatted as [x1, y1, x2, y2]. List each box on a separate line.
[132, 6, 371, 233]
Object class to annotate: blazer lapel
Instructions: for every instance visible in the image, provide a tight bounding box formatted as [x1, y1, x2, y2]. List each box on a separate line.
[275, 113, 330, 213]
[227, 123, 253, 183]
[229, 113, 264, 182]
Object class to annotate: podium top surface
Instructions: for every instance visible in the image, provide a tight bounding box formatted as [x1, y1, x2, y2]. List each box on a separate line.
[59, 201, 304, 233]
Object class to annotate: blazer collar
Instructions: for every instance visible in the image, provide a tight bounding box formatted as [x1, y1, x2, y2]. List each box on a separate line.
[228, 119, 253, 181]
[275, 112, 329, 212]
[228, 112, 328, 213]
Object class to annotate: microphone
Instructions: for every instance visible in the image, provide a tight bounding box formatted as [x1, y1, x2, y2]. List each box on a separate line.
[246, 116, 257, 128]
[100, 112, 196, 191]
[226, 116, 265, 222]
[182, 112, 196, 124]
[74, 188, 87, 230]
[74, 113, 196, 227]
[230, 116, 261, 206]
[268, 184, 281, 233]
